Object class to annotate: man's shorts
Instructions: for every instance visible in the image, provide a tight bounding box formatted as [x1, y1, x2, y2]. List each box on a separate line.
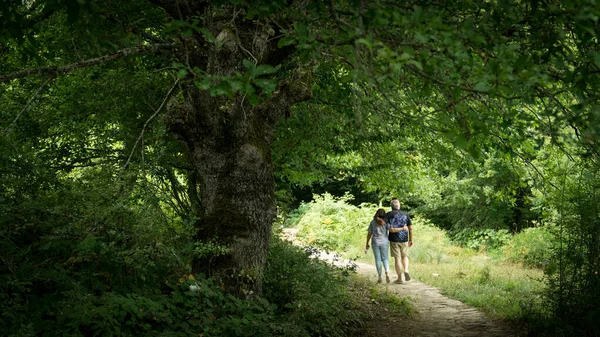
[390, 241, 409, 258]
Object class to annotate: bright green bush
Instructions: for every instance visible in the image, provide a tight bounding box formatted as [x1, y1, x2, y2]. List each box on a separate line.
[502, 226, 556, 268]
[451, 227, 512, 251]
[294, 193, 375, 258]
[283, 201, 312, 227]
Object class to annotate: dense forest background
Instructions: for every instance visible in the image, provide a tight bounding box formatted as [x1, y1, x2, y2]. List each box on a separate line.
[1, 0, 599, 336]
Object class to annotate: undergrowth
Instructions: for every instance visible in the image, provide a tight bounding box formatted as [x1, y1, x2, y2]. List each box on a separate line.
[1, 180, 367, 337]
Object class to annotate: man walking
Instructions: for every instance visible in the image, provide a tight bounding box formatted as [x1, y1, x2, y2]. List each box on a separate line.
[386, 198, 413, 284]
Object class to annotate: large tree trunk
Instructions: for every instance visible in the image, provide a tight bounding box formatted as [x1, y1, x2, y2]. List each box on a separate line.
[163, 3, 310, 296]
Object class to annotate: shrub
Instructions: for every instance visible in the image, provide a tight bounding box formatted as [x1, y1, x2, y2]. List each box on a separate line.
[294, 193, 374, 258]
[263, 236, 365, 337]
[450, 227, 512, 251]
[502, 226, 556, 268]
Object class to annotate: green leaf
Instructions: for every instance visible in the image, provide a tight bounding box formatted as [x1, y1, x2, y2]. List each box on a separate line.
[254, 79, 277, 95]
[398, 52, 412, 61]
[194, 27, 216, 42]
[253, 64, 281, 76]
[195, 78, 211, 90]
[278, 36, 296, 48]
[243, 59, 255, 70]
[406, 59, 423, 70]
[177, 69, 188, 79]
[209, 81, 233, 97]
[473, 81, 492, 93]
[356, 38, 373, 49]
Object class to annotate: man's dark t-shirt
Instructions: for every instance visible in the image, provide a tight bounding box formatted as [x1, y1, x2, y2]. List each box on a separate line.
[385, 210, 412, 243]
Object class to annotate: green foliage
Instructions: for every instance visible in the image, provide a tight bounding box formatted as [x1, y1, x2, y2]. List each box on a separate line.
[263, 237, 365, 337]
[451, 228, 512, 251]
[3, 0, 600, 336]
[294, 193, 374, 258]
[192, 240, 231, 259]
[413, 238, 547, 321]
[282, 201, 311, 227]
[0, 174, 367, 336]
[539, 163, 600, 336]
[502, 226, 557, 268]
[407, 217, 459, 265]
[420, 155, 537, 234]
[35, 276, 287, 337]
[0, 164, 188, 335]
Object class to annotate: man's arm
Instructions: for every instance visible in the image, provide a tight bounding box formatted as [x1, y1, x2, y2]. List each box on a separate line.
[389, 226, 408, 233]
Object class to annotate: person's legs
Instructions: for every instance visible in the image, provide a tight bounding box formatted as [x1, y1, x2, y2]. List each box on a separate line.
[372, 244, 383, 281]
[400, 243, 411, 281]
[390, 242, 404, 283]
[381, 242, 390, 283]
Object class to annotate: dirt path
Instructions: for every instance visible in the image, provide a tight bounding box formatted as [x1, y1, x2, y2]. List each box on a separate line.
[318, 252, 519, 337]
[281, 229, 518, 336]
[352, 261, 518, 337]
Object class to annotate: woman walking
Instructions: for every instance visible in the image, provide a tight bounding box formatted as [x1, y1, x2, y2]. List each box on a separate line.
[365, 208, 391, 283]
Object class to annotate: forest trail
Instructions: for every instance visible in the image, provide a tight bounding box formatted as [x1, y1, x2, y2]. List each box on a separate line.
[298, 246, 515, 336]
[281, 228, 518, 336]
[349, 260, 519, 337]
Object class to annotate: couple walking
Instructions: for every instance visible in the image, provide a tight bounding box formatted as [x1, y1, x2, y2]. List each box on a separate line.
[365, 199, 413, 284]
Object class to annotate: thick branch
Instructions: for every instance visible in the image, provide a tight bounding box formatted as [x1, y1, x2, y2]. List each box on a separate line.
[122, 78, 180, 171]
[0, 43, 177, 83]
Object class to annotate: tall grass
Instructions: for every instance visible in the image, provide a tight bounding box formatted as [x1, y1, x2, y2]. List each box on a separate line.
[290, 194, 547, 323]
[411, 219, 545, 319]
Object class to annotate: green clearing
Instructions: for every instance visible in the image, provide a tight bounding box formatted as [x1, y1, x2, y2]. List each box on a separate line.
[290, 194, 546, 323]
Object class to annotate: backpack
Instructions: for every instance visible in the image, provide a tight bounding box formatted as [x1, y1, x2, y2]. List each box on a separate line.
[389, 211, 409, 242]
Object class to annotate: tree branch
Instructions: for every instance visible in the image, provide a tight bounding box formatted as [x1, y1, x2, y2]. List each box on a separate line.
[0, 43, 177, 83]
[328, 0, 358, 31]
[122, 78, 180, 171]
[491, 131, 559, 190]
[3, 76, 54, 135]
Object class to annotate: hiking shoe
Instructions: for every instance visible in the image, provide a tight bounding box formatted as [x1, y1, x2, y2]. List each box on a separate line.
[394, 279, 403, 284]
[386, 274, 391, 283]
[377, 278, 382, 284]
[404, 272, 411, 281]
